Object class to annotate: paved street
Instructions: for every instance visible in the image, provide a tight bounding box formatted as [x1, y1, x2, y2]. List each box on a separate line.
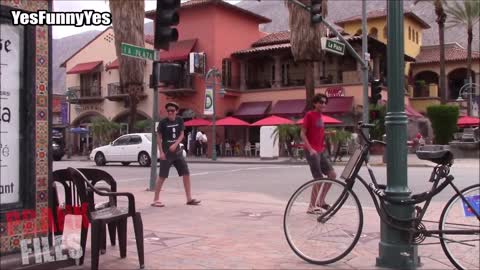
[54, 159, 479, 206]
[51, 159, 479, 270]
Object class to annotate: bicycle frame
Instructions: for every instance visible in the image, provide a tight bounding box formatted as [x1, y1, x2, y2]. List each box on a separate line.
[317, 142, 480, 240]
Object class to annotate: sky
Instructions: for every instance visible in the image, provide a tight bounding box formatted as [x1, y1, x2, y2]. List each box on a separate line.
[52, 0, 240, 39]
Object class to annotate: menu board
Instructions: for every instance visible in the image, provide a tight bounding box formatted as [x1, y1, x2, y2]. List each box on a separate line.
[0, 23, 23, 205]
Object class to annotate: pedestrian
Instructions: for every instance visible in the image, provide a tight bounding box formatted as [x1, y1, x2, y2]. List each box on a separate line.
[301, 94, 337, 214]
[201, 131, 208, 157]
[151, 102, 201, 207]
[195, 129, 203, 156]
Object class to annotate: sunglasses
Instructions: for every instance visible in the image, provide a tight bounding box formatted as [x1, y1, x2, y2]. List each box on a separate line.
[315, 101, 327, 105]
[167, 109, 176, 113]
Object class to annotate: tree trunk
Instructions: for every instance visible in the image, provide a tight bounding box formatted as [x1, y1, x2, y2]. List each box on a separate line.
[435, 1, 447, 104]
[304, 61, 315, 110]
[127, 84, 141, 133]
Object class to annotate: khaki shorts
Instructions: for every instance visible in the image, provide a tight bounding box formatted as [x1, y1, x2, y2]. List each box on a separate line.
[306, 151, 333, 179]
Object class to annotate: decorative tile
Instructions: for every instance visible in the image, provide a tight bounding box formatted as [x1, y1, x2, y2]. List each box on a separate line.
[37, 109, 47, 120]
[37, 55, 47, 66]
[23, 220, 35, 234]
[37, 177, 47, 190]
[10, 235, 22, 250]
[36, 190, 48, 203]
[0, 223, 7, 237]
[36, 95, 47, 107]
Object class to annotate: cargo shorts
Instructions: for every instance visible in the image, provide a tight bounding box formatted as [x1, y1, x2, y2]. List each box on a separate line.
[305, 151, 333, 179]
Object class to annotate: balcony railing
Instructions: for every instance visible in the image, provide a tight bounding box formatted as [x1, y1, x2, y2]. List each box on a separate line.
[160, 74, 195, 96]
[66, 86, 103, 104]
[106, 82, 147, 101]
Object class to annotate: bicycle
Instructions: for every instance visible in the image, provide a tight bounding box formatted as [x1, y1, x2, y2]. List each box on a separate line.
[283, 122, 480, 270]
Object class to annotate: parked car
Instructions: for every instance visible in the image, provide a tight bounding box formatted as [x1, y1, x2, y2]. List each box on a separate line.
[90, 133, 186, 167]
[52, 138, 65, 161]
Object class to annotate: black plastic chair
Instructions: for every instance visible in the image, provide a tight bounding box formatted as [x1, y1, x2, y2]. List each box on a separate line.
[50, 169, 118, 256]
[77, 168, 118, 252]
[67, 167, 144, 270]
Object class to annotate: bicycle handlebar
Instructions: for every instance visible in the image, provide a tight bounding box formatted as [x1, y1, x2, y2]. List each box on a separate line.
[357, 122, 386, 147]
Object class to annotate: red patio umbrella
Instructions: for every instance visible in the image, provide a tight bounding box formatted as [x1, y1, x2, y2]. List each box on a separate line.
[297, 115, 342, 125]
[184, 118, 212, 127]
[250, 115, 294, 126]
[215, 116, 250, 126]
[457, 116, 480, 127]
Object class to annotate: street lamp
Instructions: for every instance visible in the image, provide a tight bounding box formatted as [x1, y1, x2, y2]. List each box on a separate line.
[205, 68, 225, 161]
[456, 83, 479, 116]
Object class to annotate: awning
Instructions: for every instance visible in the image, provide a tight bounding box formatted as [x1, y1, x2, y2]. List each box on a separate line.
[323, 96, 354, 114]
[160, 39, 197, 62]
[105, 59, 119, 71]
[405, 105, 424, 118]
[234, 101, 271, 118]
[66, 61, 103, 74]
[270, 99, 306, 116]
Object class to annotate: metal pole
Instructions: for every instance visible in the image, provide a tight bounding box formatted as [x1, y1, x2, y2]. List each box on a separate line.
[468, 77, 473, 116]
[149, 61, 160, 191]
[206, 68, 220, 161]
[377, 1, 419, 268]
[361, 0, 369, 136]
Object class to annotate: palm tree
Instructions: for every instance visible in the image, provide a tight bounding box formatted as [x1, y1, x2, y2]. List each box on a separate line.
[444, 0, 480, 113]
[415, 0, 448, 104]
[272, 124, 301, 157]
[91, 117, 121, 146]
[109, 0, 146, 133]
[284, 0, 328, 109]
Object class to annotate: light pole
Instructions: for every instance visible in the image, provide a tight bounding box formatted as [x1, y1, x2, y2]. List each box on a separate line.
[377, 1, 419, 268]
[456, 83, 480, 116]
[205, 68, 225, 161]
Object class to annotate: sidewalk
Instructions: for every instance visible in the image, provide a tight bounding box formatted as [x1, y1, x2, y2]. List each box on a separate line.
[57, 186, 456, 270]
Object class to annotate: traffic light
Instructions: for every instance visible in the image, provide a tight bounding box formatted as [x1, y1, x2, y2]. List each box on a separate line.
[311, 0, 323, 24]
[154, 0, 180, 50]
[370, 79, 382, 105]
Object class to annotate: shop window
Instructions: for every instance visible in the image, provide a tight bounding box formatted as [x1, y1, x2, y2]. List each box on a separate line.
[416, 32, 419, 44]
[383, 25, 388, 39]
[222, 58, 232, 88]
[408, 27, 411, 40]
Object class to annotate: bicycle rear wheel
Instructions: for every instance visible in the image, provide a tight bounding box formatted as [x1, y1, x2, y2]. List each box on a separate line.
[439, 184, 480, 270]
[283, 178, 363, 265]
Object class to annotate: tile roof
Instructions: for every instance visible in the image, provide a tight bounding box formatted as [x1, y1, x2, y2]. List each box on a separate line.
[414, 43, 480, 65]
[146, 0, 271, 23]
[232, 43, 291, 55]
[335, 9, 430, 29]
[252, 31, 290, 47]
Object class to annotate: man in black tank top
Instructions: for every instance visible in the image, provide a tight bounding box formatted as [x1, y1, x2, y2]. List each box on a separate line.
[151, 102, 200, 207]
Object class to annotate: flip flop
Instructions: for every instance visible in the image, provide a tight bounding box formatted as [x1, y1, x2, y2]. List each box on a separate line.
[317, 204, 331, 210]
[306, 207, 322, 214]
[186, 199, 201, 205]
[151, 201, 165, 207]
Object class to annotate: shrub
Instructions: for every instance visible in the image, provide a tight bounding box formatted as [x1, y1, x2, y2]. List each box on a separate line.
[369, 104, 386, 140]
[426, 105, 459, 145]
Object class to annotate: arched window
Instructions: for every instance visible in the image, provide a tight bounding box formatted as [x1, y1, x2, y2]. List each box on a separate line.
[369, 27, 378, 38]
[416, 32, 419, 44]
[408, 27, 411, 40]
[383, 25, 388, 39]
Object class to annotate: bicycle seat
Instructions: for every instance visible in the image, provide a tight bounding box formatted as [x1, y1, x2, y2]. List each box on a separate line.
[416, 145, 453, 165]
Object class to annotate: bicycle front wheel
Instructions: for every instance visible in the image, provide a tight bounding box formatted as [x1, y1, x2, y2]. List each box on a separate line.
[283, 178, 363, 265]
[439, 184, 480, 270]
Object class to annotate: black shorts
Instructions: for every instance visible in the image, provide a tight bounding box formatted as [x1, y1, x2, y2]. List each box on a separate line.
[306, 151, 333, 179]
[159, 152, 190, 178]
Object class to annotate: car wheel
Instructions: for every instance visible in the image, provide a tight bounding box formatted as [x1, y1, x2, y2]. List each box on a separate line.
[121, 162, 131, 166]
[95, 152, 106, 166]
[138, 152, 151, 167]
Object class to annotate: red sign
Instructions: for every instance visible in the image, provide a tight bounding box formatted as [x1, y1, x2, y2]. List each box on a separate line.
[325, 86, 345, 97]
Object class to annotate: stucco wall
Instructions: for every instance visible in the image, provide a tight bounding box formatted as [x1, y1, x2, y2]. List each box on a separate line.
[67, 28, 154, 124]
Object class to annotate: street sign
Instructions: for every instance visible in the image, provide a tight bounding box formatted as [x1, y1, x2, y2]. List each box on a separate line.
[121, 43, 156, 61]
[321, 37, 345, 56]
